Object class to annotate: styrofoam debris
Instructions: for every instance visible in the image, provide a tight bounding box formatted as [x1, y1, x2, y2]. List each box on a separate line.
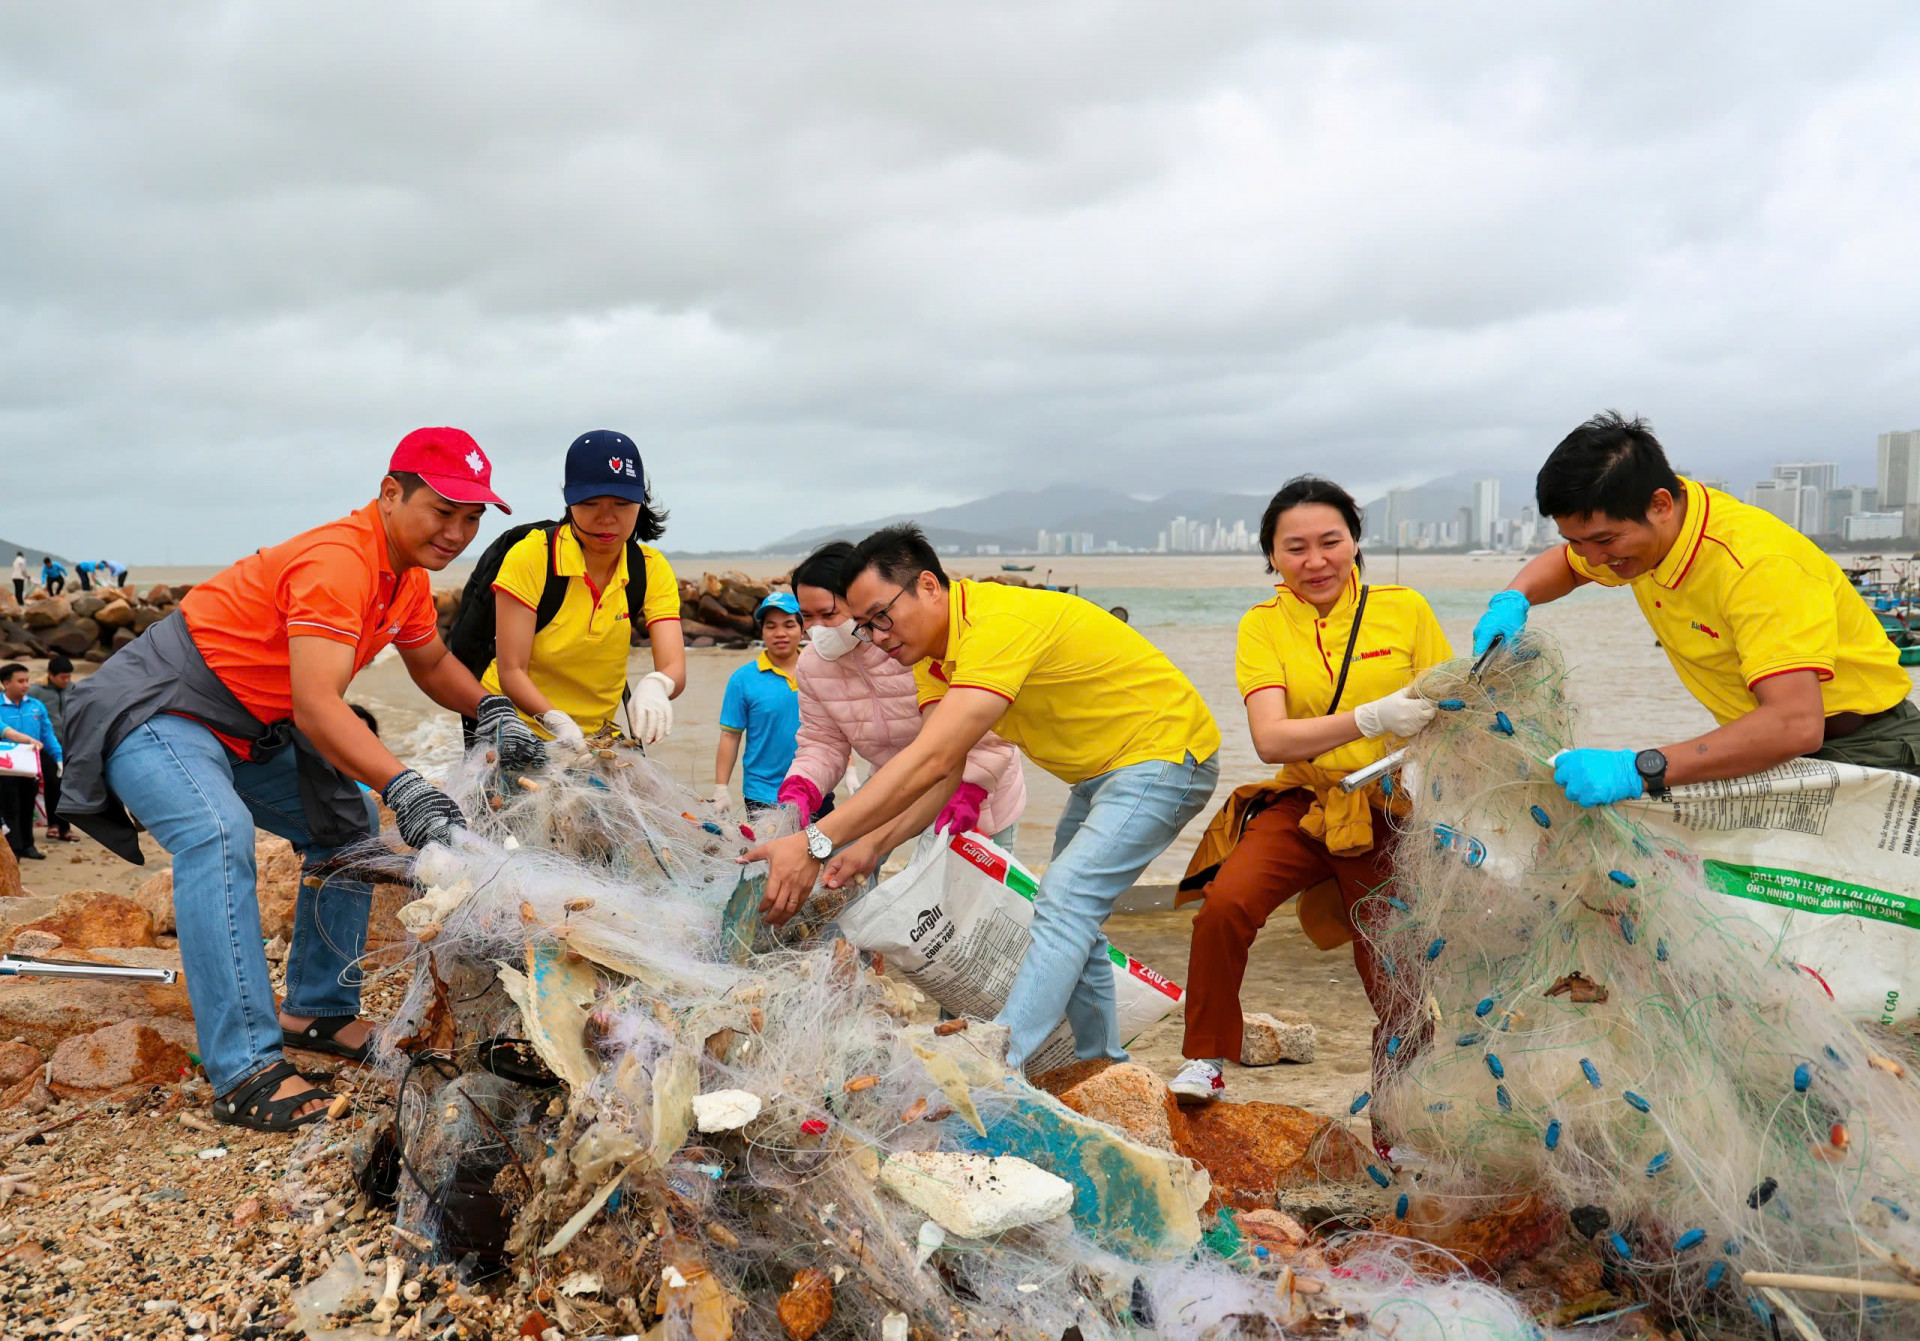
[692, 1088, 764, 1133]
[879, 1151, 1074, 1238]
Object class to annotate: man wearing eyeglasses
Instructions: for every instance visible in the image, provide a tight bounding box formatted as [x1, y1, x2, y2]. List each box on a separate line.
[746, 522, 1220, 1072]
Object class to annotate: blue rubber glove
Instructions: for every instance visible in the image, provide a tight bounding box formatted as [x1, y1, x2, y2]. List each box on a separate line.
[1472, 590, 1530, 658]
[1553, 748, 1643, 807]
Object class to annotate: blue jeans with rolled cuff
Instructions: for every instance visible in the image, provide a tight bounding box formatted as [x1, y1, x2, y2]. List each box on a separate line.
[105, 713, 379, 1096]
[995, 752, 1219, 1070]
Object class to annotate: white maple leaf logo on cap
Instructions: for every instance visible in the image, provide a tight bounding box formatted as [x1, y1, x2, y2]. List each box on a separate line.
[465, 448, 486, 475]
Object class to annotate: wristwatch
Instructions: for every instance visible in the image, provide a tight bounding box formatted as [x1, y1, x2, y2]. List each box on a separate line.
[803, 823, 833, 861]
[1634, 749, 1670, 800]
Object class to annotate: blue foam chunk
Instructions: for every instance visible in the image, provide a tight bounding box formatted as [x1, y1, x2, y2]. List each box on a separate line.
[1530, 805, 1552, 828]
[1608, 869, 1637, 887]
[1367, 1165, 1391, 1188]
[1706, 1261, 1726, 1289]
[1793, 1062, 1812, 1093]
[1475, 997, 1495, 1017]
[1395, 1193, 1409, 1218]
[1425, 938, 1445, 961]
[1545, 1119, 1561, 1150]
[1495, 1085, 1512, 1111]
[1608, 1233, 1632, 1260]
[1675, 1228, 1705, 1252]
[1438, 698, 1465, 711]
[1623, 1091, 1650, 1113]
[1349, 1092, 1371, 1115]
[1485, 1054, 1505, 1080]
[1647, 1150, 1670, 1176]
[1581, 1058, 1602, 1087]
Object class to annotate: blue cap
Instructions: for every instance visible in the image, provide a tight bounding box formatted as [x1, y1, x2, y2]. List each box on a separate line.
[563, 430, 648, 506]
[755, 592, 801, 622]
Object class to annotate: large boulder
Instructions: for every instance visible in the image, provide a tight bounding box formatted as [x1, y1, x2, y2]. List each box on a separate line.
[93, 598, 135, 628]
[22, 596, 70, 628]
[130, 605, 166, 633]
[145, 583, 175, 607]
[1173, 1100, 1372, 1213]
[0, 841, 21, 900]
[0, 949, 192, 1053]
[167, 584, 194, 603]
[48, 1020, 192, 1095]
[43, 617, 100, 658]
[1044, 1061, 1182, 1153]
[10, 890, 156, 950]
[68, 593, 106, 618]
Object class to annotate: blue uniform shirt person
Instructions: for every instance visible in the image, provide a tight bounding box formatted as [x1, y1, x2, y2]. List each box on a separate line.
[714, 592, 833, 817]
[0, 662, 62, 861]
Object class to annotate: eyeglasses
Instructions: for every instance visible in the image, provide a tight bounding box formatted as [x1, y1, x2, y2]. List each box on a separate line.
[852, 583, 915, 643]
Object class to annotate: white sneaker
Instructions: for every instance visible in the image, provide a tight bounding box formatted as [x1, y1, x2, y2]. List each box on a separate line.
[1169, 1058, 1225, 1103]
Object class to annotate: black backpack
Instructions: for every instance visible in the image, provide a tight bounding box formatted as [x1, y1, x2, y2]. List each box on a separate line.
[446, 521, 650, 679]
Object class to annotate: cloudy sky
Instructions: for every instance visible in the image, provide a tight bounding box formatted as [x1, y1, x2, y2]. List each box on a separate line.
[5, 3, 1918, 561]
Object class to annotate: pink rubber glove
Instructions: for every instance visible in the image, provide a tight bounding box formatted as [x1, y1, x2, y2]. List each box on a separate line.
[935, 781, 989, 835]
[775, 775, 822, 825]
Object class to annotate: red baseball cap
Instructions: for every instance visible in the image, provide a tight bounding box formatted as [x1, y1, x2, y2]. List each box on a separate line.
[388, 427, 512, 513]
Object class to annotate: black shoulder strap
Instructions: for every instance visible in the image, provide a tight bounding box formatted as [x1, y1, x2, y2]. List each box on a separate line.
[1327, 584, 1371, 714]
[532, 524, 568, 631]
[625, 539, 649, 625]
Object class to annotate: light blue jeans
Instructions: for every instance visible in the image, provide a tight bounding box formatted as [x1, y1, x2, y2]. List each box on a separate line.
[105, 713, 379, 1096]
[996, 752, 1218, 1069]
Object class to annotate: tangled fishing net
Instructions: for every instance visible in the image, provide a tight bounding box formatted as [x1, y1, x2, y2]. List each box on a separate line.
[1368, 632, 1920, 1338]
[285, 723, 1596, 1340]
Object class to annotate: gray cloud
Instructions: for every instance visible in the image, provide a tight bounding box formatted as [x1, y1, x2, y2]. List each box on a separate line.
[3, 2, 1918, 558]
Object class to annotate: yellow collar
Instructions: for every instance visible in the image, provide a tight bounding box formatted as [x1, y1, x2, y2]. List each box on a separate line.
[552, 525, 630, 590]
[1648, 478, 1708, 590]
[755, 651, 798, 688]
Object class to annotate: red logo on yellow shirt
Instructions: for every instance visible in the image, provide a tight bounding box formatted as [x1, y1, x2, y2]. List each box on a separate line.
[1356, 648, 1393, 661]
[1690, 621, 1721, 640]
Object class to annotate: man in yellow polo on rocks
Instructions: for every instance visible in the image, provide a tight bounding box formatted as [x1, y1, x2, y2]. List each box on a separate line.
[747, 523, 1220, 1071]
[1473, 411, 1918, 806]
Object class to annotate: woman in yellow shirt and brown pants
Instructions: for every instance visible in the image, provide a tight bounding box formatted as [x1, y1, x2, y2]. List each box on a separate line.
[1170, 477, 1450, 1147]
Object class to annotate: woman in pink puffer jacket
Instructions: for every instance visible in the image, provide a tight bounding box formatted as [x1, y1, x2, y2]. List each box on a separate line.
[775, 543, 1026, 874]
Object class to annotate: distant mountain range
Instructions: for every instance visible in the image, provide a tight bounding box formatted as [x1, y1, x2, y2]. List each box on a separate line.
[762, 470, 1543, 554]
[0, 538, 68, 568]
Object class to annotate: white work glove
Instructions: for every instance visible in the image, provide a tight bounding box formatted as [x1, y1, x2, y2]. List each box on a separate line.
[537, 709, 588, 754]
[630, 670, 675, 745]
[1353, 687, 1437, 740]
[710, 784, 734, 814]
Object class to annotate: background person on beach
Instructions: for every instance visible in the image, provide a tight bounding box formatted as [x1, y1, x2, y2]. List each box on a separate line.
[777, 540, 1027, 882]
[29, 654, 77, 843]
[73, 559, 96, 592]
[10, 552, 24, 606]
[0, 662, 59, 862]
[1169, 477, 1448, 1123]
[40, 557, 63, 596]
[1473, 411, 1919, 805]
[747, 523, 1221, 1072]
[714, 592, 812, 816]
[61, 428, 546, 1133]
[478, 430, 685, 752]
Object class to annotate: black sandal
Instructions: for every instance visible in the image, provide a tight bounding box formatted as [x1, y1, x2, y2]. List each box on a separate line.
[214, 1060, 333, 1132]
[281, 1015, 373, 1063]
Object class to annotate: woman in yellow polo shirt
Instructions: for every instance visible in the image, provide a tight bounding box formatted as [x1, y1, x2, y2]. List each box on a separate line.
[1170, 476, 1450, 1129]
[484, 431, 686, 748]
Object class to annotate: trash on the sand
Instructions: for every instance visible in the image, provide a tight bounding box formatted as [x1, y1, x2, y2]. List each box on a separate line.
[690, 1088, 763, 1132]
[878, 1151, 1074, 1238]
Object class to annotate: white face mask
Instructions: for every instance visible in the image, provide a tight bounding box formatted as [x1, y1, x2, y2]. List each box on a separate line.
[807, 618, 860, 662]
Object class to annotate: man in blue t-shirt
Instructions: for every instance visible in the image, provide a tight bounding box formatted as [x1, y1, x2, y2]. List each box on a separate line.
[713, 593, 833, 817]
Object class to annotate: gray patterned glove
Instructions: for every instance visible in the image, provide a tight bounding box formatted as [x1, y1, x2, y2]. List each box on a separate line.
[476, 694, 548, 771]
[382, 769, 466, 851]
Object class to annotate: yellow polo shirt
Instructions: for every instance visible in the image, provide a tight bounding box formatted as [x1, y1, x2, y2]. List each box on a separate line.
[1565, 478, 1909, 725]
[481, 525, 681, 733]
[912, 578, 1220, 785]
[1236, 571, 1452, 773]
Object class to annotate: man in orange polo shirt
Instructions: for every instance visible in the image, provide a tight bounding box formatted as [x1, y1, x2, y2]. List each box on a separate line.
[61, 428, 545, 1132]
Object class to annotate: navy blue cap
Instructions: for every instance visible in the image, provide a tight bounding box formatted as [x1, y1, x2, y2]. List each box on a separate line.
[563, 430, 648, 506]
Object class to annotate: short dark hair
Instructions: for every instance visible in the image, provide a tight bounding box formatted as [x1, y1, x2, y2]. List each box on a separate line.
[1536, 411, 1683, 522]
[791, 540, 855, 595]
[1259, 476, 1365, 576]
[349, 702, 380, 736]
[46, 655, 73, 676]
[386, 470, 431, 501]
[843, 523, 948, 595]
[565, 499, 669, 544]
[0, 663, 25, 682]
